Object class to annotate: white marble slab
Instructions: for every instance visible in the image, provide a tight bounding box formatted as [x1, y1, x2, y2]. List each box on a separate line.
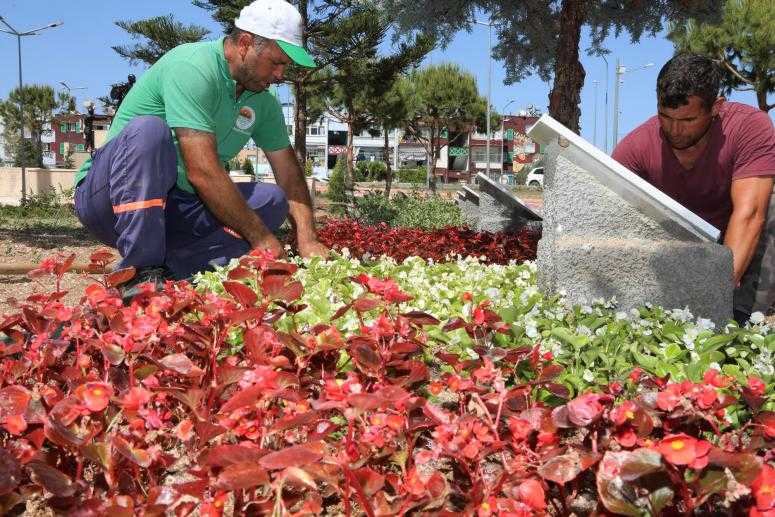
[527, 114, 720, 242]
[476, 173, 542, 220]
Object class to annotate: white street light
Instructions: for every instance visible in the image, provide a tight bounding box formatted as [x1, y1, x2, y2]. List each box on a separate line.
[500, 99, 516, 172]
[612, 60, 654, 148]
[60, 81, 87, 93]
[592, 80, 599, 147]
[474, 19, 493, 178]
[0, 15, 63, 202]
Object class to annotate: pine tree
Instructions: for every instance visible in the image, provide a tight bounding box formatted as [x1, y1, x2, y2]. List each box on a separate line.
[112, 14, 210, 66]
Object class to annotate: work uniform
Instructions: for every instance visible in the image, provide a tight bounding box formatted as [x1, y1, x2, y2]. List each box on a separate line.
[613, 101, 775, 317]
[74, 37, 290, 279]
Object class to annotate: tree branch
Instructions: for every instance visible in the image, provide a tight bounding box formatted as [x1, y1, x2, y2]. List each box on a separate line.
[719, 52, 754, 87]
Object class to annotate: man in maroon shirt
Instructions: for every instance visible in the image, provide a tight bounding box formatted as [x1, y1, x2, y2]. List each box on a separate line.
[613, 53, 775, 324]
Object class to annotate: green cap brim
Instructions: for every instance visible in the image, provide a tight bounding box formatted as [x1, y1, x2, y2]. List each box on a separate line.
[276, 39, 316, 68]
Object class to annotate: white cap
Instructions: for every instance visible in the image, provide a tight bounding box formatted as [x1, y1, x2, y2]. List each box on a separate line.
[234, 0, 316, 67]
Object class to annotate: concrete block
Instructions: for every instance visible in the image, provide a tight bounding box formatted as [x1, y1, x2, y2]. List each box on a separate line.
[537, 236, 733, 325]
[528, 114, 733, 324]
[476, 173, 542, 233]
[457, 187, 480, 228]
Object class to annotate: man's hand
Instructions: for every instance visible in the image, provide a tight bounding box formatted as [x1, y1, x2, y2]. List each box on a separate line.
[251, 233, 286, 259]
[297, 238, 329, 259]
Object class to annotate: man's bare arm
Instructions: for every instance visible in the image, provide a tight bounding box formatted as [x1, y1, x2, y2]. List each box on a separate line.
[725, 175, 774, 284]
[175, 128, 284, 255]
[264, 146, 328, 257]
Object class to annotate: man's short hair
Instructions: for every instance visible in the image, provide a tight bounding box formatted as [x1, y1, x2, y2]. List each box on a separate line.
[229, 27, 269, 51]
[656, 53, 720, 110]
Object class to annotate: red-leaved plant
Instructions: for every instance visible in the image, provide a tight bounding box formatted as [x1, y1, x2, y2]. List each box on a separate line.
[312, 218, 539, 264]
[0, 250, 773, 516]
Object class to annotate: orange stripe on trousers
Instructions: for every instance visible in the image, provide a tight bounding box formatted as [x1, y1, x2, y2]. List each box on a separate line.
[112, 198, 165, 214]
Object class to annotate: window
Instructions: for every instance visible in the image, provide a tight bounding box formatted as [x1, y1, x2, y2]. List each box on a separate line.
[76, 121, 82, 132]
[60, 123, 67, 132]
[76, 144, 85, 152]
[286, 124, 293, 136]
[42, 143, 51, 152]
[68, 122, 78, 132]
[307, 126, 322, 136]
[470, 147, 499, 163]
[59, 143, 65, 155]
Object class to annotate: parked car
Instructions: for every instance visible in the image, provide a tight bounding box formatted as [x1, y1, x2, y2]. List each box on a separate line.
[526, 166, 544, 188]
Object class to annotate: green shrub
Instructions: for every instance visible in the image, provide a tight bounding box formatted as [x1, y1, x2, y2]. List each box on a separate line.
[514, 169, 529, 186]
[304, 160, 313, 177]
[242, 159, 255, 176]
[352, 192, 397, 226]
[327, 155, 348, 204]
[396, 167, 426, 184]
[351, 192, 463, 230]
[392, 194, 463, 229]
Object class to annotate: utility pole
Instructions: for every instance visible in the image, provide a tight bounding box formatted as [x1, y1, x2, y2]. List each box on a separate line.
[601, 55, 609, 153]
[613, 59, 654, 148]
[474, 19, 493, 178]
[592, 80, 599, 147]
[0, 16, 63, 203]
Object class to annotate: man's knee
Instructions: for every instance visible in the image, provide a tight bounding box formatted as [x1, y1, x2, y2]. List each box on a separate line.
[123, 116, 175, 154]
[254, 184, 288, 231]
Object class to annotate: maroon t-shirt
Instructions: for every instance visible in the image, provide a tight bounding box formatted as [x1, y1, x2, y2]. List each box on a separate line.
[612, 101, 775, 233]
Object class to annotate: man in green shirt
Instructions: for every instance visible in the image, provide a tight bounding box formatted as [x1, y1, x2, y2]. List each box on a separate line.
[74, 0, 327, 293]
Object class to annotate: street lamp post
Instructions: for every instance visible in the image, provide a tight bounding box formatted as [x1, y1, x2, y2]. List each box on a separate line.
[474, 19, 493, 178]
[592, 80, 599, 147]
[500, 99, 516, 173]
[0, 16, 63, 203]
[600, 55, 609, 153]
[613, 59, 654, 148]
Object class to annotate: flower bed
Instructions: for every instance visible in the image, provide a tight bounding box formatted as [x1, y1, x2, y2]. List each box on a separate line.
[312, 218, 539, 264]
[0, 250, 773, 515]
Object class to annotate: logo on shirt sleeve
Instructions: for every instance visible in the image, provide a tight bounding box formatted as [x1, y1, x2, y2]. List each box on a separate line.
[235, 106, 256, 131]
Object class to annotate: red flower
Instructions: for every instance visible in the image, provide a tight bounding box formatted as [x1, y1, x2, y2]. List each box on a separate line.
[175, 419, 194, 441]
[537, 430, 558, 447]
[121, 386, 152, 411]
[609, 381, 623, 395]
[610, 400, 638, 426]
[703, 368, 732, 388]
[77, 382, 113, 412]
[656, 384, 683, 412]
[629, 368, 643, 382]
[542, 351, 554, 361]
[516, 478, 546, 511]
[749, 376, 767, 397]
[655, 433, 711, 469]
[428, 382, 444, 396]
[508, 417, 533, 442]
[752, 464, 775, 510]
[2, 414, 27, 435]
[615, 428, 638, 448]
[696, 385, 718, 409]
[566, 393, 606, 426]
[760, 413, 775, 439]
[462, 291, 473, 302]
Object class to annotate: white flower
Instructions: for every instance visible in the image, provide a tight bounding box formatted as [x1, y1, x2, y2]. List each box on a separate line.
[749, 312, 765, 325]
[582, 369, 594, 382]
[576, 325, 592, 336]
[580, 305, 593, 314]
[696, 318, 715, 331]
[615, 311, 628, 321]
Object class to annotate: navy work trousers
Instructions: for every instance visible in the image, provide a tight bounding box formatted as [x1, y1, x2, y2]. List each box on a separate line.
[74, 116, 288, 279]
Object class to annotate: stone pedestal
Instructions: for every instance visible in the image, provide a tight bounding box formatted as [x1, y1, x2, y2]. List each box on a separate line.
[465, 173, 542, 233]
[537, 143, 733, 323]
[457, 187, 480, 228]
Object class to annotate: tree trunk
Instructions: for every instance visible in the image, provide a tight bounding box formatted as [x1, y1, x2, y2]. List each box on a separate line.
[427, 131, 437, 193]
[292, 0, 309, 166]
[548, 0, 586, 133]
[383, 126, 393, 198]
[293, 81, 308, 167]
[756, 86, 771, 112]
[345, 122, 355, 203]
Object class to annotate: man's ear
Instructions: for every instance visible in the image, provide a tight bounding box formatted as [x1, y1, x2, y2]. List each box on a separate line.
[237, 32, 253, 60]
[711, 96, 725, 117]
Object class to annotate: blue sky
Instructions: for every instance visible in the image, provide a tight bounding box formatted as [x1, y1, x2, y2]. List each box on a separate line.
[1, 0, 768, 151]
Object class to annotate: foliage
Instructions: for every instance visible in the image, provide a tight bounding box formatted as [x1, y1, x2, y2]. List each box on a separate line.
[241, 158, 255, 177]
[669, 0, 775, 112]
[321, 4, 433, 193]
[350, 190, 465, 229]
[2, 250, 772, 514]
[304, 159, 313, 177]
[355, 160, 388, 182]
[326, 155, 348, 204]
[396, 166, 426, 184]
[0, 85, 60, 167]
[401, 64, 488, 184]
[112, 14, 210, 66]
[62, 145, 75, 169]
[384, 0, 722, 131]
[312, 218, 538, 261]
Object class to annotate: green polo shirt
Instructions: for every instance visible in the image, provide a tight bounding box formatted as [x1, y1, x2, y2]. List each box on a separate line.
[75, 37, 290, 193]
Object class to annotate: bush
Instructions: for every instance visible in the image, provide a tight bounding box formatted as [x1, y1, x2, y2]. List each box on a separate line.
[304, 159, 313, 177]
[514, 168, 529, 186]
[327, 155, 348, 204]
[351, 192, 463, 230]
[354, 160, 388, 182]
[392, 193, 463, 229]
[396, 167, 426, 184]
[241, 158, 255, 176]
[351, 192, 398, 226]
